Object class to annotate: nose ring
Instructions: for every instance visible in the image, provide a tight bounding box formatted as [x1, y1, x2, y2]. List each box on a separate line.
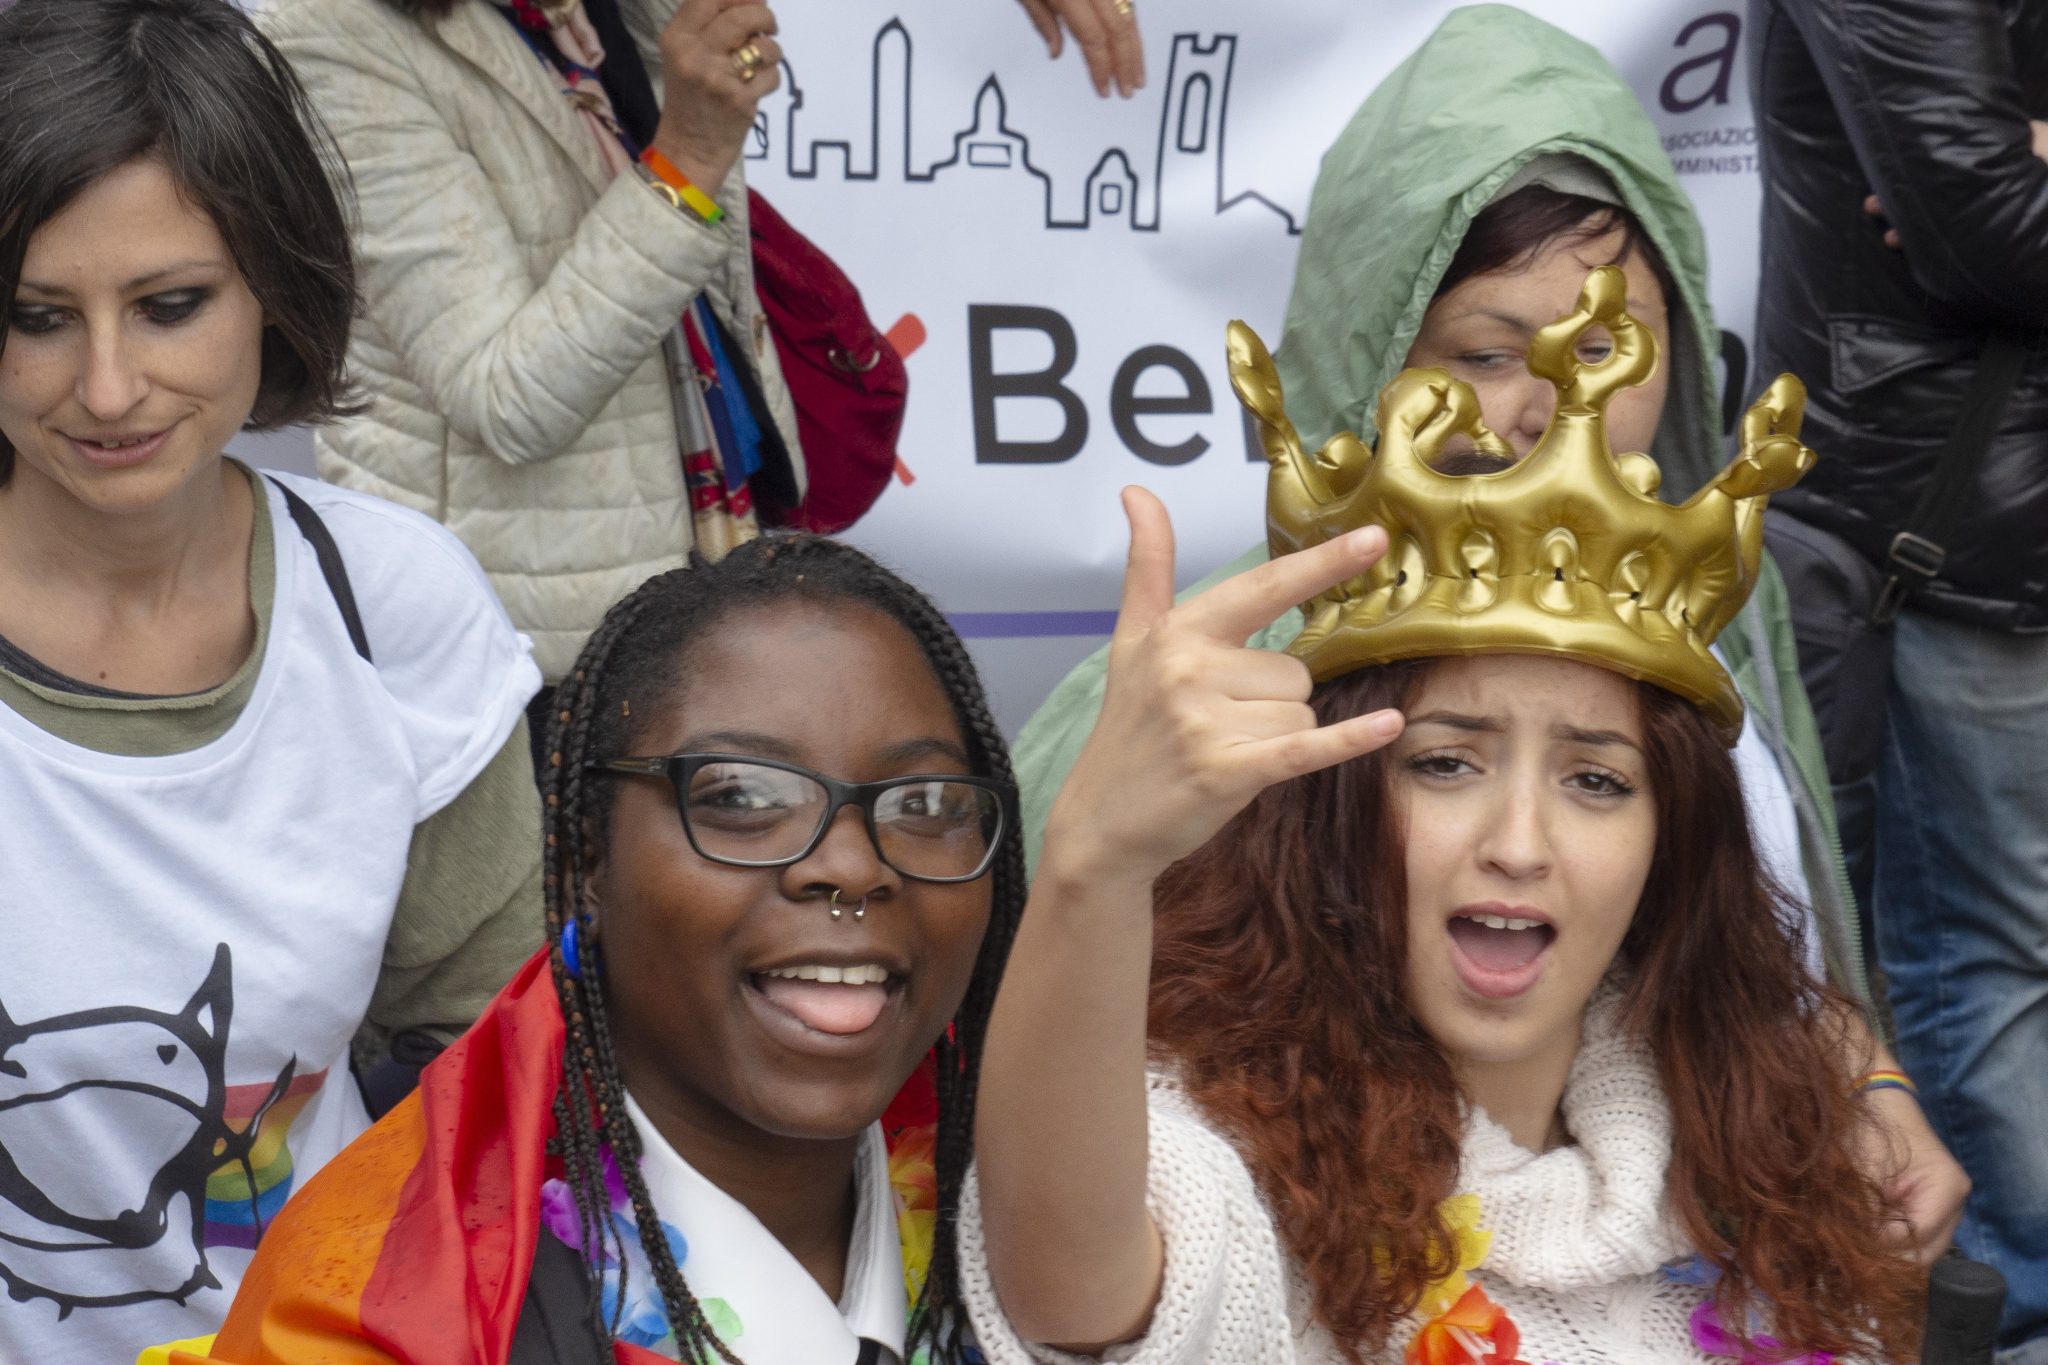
[829, 887, 867, 922]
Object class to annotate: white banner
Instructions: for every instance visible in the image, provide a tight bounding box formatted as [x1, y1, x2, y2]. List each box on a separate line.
[744, 0, 1764, 730]
[238, 0, 1764, 733]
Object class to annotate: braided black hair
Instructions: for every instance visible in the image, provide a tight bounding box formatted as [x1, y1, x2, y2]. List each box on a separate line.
[539, 534, 1026, 1364]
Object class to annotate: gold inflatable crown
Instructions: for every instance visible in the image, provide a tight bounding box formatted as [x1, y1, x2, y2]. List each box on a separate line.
[1230, 266, 1816, 740]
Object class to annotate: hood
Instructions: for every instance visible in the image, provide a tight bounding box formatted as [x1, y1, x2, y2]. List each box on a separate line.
[1274, 4, 1722, 497]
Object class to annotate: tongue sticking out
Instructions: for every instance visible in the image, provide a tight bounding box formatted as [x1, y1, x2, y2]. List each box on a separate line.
[756, 977, 891, 1035]
[1448, 918, 1552, 973]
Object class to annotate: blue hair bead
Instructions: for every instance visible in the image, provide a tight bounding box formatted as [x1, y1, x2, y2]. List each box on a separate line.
[560, 918, 585, 980]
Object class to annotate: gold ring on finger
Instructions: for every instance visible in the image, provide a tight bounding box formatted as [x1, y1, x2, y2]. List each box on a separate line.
[1113, 0, 1134, 17]
[732, 42, 763, 82]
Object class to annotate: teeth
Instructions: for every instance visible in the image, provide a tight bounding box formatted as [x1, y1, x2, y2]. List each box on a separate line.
[1459, 914, 1543, 932]
[760, 964, 890, 985]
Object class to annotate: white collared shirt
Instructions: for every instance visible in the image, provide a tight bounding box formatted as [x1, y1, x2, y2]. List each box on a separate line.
[625, 1093, 908, 1364]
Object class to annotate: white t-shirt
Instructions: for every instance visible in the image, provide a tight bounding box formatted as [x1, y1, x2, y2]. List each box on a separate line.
[0, 474, 539, 1363]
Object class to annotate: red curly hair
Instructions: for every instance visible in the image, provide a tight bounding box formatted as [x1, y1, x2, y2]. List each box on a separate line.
[1147, 660, 1923, 1363]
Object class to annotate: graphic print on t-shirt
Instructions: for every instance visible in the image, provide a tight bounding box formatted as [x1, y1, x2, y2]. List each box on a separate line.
[0, 944, 297, 1313]
[201, 1067, 328, 1251]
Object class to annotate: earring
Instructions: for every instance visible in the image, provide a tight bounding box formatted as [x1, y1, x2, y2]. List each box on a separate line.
[560, 917, 587, 979]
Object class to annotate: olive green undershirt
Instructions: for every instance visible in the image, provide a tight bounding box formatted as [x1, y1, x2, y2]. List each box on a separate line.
[0, 463, 542, 1046]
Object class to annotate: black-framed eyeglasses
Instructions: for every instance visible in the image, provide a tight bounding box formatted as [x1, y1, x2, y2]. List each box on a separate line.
[589, 753, 1014, 884]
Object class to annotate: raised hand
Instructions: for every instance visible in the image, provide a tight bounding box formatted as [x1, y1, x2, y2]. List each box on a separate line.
[1041, 487, 1404, 889]
[653, 0, 783, 194]
[983, 488, 1401, 1349]
[1014, 0, 1146, 99]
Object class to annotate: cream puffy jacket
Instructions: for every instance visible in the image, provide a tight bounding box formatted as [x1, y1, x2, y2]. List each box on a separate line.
[262, 0, 804, 680]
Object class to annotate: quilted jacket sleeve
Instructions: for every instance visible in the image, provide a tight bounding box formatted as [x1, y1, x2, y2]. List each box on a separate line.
[1769, 0, 2048, 322]
[264, 0, 743, 466]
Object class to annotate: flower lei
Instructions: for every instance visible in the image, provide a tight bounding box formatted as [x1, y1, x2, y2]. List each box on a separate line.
[1405, 1210, 1840, 1365]
[1662, 1257, 1837, 1365]
[538, 1151, 738, 1350]
[888, 1123, 939, 1304]
[1404, 1195, 1534, 1365]
[536, 1121, 953, 1361]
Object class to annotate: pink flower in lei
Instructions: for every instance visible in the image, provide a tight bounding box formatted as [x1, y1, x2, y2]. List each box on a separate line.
[1690, 1301, 1837, 1365]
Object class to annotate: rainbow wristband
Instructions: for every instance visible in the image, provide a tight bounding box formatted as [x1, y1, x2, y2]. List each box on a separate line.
[1859, 1069, 1918, 1097]
[639, 148, 724, 224]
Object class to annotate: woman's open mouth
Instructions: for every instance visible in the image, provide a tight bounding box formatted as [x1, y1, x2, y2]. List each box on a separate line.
[1446, 907, 1557, 1000]
[743, 962, 909, 1057]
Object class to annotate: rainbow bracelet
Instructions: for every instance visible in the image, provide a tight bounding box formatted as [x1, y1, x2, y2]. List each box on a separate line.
[1860, 1068, 1918, 1097]
[639, 148, 723, 225]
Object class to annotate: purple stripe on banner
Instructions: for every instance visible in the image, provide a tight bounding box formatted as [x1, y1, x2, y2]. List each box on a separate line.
[949, 611, 1119, 639]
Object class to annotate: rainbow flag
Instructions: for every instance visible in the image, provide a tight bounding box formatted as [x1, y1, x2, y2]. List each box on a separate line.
[165, 953, 670, 1365]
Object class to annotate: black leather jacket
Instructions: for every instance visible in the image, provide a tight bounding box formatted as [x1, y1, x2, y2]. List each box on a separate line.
[1750, 0, 2048, 630]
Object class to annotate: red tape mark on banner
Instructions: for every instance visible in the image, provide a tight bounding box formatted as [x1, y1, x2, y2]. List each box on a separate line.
[885, 313, 926, 486]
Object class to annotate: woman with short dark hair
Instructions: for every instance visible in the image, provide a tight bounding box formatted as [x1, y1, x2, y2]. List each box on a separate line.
[0, 2, 542, 1357]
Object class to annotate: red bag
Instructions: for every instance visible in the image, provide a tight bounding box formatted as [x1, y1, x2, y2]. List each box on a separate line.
[748, 189, 907, 534]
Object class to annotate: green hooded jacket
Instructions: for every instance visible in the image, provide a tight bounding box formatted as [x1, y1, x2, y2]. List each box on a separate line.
[1009, 4, 1872, 1011]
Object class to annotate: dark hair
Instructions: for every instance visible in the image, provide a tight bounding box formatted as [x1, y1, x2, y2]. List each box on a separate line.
[1149, 662, 1923, 1364]
[1436, 183, 1680, 314]
[372, 0, 460, 15]
[0, 0, 360, 485]
[539, 535, 1025, 1364]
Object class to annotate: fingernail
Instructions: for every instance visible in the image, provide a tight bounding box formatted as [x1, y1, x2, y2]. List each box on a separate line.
[1371, 709, 1405, 737]
[1345, 525, 1384, 553]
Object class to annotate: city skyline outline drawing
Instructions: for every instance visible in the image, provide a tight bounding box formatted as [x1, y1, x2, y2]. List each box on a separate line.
[749, 19, 1302, 237]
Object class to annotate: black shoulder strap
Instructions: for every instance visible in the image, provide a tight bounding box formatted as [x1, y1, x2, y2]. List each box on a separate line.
[508, 1232, 610, 1365]
[266, 475, 373, 663]
[1873, 335, 2031, 624]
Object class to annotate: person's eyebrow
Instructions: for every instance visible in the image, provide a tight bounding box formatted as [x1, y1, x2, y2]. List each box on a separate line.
[665, 732, 973, 769]
[876, 736, 972, 768]
[1441, 301, 1661, 335]
[1406, 710, 1506, 733]
[1442, 308, 1537, 333]
[677, 730, 802, 760]
[1553, 723, 1642, 753]
[15, 260, 225, 298]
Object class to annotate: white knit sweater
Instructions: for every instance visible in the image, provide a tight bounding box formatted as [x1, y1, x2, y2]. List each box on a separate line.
[959, 992, 1746, 1365]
